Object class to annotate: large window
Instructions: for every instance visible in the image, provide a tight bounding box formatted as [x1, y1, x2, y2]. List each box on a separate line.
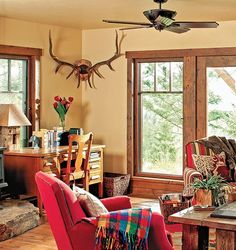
[139, 61, 183, 176]
[207, 67, 236, 138]
[0, 45, 42, 146]
[127, 48, 236, 181]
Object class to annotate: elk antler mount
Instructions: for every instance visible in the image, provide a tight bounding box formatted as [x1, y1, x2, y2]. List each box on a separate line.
[49, 30, 126, 88]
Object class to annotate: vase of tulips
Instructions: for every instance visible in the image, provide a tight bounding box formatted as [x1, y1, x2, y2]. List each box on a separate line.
[53, 95, 73, 130]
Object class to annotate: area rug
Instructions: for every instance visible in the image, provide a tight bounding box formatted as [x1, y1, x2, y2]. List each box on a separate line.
[165, 224, 182, 250]
[0, 199, 40, 241]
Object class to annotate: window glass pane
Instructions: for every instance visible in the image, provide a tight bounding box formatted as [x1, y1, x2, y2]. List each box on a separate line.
[0, 93, 23, 106]
[171, 62, 183, 91]
[141, 63, 154, 91]
[156, 62, 170, 91]
[11, 60, 27, 92]
[0, 58, 28, 146]
[0, 59, 8, 91]
[139, 60, 184, 176]
[140, 93, 183, 175]
[207, 67, 236, 138]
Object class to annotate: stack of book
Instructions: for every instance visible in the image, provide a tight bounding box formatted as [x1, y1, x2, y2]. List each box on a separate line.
[90, 152, 100, 162]
[32, 128, 62, 148]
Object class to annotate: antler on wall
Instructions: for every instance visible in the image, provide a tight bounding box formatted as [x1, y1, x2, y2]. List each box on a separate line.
[49, 30, 126, 89]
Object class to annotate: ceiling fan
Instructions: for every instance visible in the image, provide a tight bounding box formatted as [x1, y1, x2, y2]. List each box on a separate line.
[103, 0, 219, 34]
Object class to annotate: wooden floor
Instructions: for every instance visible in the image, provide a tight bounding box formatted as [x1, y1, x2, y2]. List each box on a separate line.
[0, 197, 166, 250]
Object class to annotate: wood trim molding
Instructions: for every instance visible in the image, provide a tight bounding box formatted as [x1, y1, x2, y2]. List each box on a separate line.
[196, 57, 207, 138]
[0, 45, 42, 56]
[127, 58, 134, 177]
[0, 45, 42, 140]
[126, 47, 236, 59]
[183, 56, 197, 150]
[130, 177, 184, 198]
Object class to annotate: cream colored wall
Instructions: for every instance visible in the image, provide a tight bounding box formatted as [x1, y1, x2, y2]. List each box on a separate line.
[1, 17, 236, 174]
[82, 21, 236, 174]
[0, 17, 83, 130]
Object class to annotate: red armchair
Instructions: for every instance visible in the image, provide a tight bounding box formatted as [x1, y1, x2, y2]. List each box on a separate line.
[35, 171, 173, 250]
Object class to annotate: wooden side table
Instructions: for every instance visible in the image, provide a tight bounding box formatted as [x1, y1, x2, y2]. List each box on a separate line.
[169, 206, 236, 250]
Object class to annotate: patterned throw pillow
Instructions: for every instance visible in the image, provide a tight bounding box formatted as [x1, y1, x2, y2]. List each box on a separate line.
[73, 186, 108, 217]
[192, 152, 230, 180]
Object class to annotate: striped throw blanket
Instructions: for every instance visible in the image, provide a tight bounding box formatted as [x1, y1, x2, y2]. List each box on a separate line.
[94, 208, 152, 250]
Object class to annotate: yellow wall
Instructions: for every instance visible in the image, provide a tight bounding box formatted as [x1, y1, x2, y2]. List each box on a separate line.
[1, 16, 236, 174]
[0, 17, 83, 130]
[82, 21, 236, 173]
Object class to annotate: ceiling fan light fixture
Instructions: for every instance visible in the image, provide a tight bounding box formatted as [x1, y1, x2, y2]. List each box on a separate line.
[143, 9, 176, 22]
[103, 0, 219, 34]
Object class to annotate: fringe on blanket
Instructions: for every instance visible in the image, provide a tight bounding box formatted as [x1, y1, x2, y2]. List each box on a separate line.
[95, 208, 152, 250]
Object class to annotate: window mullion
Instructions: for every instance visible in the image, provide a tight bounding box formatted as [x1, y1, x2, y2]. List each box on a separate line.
[154, 63, 157, 92]
[169, 62, 172, 91]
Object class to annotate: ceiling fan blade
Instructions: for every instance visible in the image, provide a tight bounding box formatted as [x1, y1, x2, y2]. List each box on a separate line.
[174, 21, 219, 29]
[165, 26, 190, 34]
[103, 20, 152, 26]
[120, 25, 154, 31]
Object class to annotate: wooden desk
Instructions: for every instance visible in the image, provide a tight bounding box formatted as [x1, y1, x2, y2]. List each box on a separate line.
[4, 144, 105, 211]
[169, 206, 236, 250]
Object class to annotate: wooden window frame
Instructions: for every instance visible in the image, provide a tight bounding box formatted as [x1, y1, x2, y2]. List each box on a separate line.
[0, 45, 42, 136]
[127, 47, 236, 181]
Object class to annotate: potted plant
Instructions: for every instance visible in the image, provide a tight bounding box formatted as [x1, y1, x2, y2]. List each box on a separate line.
[191, 175, 228, 207]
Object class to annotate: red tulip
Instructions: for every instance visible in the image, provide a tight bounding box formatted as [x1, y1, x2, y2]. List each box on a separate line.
[68, 96, 74, 102]
[54, 95, 62, 102]
[53, 102, 58, 108]
[61, 100, 67, 106]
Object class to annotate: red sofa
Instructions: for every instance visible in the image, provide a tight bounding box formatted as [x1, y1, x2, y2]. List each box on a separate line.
[35, 171, 173, 250]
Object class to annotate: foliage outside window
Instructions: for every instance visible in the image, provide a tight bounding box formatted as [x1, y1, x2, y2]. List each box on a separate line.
[138, 61, 183, 176]
[207, 67, 236, 138]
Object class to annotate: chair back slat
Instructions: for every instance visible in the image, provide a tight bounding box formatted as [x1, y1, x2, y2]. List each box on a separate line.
[65, 132, 93, 189]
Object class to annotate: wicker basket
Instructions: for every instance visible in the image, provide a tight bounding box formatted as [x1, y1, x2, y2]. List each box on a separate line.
[158, 194, 189, 224]
[103, 173, 130, 197]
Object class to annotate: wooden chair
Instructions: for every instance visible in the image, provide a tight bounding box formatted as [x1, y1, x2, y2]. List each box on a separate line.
[60, 132, 93, 191]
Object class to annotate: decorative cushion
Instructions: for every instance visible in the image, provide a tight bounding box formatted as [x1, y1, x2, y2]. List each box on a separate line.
[186, 142, 214, 168]
[73, 186, 108, 217]
[192, 152, 231, 181]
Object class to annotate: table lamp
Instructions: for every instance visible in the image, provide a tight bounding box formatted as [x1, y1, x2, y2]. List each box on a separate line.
[0, 104, 31, 149]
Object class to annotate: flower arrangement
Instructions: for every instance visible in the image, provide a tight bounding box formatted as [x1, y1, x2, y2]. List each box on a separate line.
[53, 95, 73, 130]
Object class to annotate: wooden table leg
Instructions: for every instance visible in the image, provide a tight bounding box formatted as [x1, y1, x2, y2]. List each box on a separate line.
[182, 224, 209, 250]
[216, 229, 236, 250]
[182, 225, 199, 250]
[98, 181, 103, 198]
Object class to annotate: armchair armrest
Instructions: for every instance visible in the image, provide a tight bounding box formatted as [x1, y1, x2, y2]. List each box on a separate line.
[101, 196, 132, 212]
[184, 167, 203, 187]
